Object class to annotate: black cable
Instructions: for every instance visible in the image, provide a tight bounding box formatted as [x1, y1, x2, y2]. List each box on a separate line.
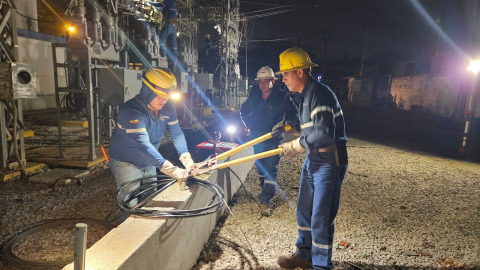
[1, 218, 114, 269]
[228, 167, 254, 211]
[117, 175, 225, 218]
[15, 11, 58, 23]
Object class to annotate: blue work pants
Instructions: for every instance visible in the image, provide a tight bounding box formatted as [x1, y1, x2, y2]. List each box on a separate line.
[159, 23, 178, 60]
[109, 158, 156, 207]
[295, 152, 347, 269]
[253, 141, 280, 205]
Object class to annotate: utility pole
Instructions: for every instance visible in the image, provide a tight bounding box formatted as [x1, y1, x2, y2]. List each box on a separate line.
[360, 29, 369, 76]
[323, 29, 327, 80]
[318, 30, 330, 81]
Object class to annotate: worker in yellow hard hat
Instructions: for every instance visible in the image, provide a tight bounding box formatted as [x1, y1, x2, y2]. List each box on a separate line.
[274, 48, 348, 269]
[109, 67, 195, 210]
[204, 33, 212, 51]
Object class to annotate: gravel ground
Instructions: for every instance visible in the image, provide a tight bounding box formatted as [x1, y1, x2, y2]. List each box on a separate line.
[3, 107, 480, 270]
[193, 146, 480, 269]
[0, 163, 118, 270]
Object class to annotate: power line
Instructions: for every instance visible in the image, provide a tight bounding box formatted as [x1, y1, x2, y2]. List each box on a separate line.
[244, 7, 304, 20]
[16, 11, 58, 23]
[247, 37, 296, 42]
[241, 3, 302, 15]
[239, 1, 295, 7]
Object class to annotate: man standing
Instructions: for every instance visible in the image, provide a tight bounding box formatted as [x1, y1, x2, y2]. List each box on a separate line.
[240, 66, 296, 216]
[275, 48, 348, 269]
[109, 68, 194, 206]
[150, 0, 178, 61]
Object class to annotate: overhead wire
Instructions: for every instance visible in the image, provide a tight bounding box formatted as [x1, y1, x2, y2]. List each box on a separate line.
[241, 3, 302, 15]
[239, 1, 294, 7]
[15, 11, 59, 23]
[244, 7, 304, 20]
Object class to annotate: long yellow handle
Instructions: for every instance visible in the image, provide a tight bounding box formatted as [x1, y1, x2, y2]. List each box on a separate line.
[218, 148, 282, 169]
[216, 126, 291, 160]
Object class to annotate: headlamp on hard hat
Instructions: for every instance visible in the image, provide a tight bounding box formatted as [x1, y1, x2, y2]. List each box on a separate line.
[142, 68, 178, 99]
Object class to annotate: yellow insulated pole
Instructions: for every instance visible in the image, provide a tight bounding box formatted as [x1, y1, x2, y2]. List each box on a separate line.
[216, 126, 291, 160]
[218, 148, 282, 169]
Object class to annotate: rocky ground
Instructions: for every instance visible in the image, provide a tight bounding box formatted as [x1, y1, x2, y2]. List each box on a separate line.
[192, 146, 480, 269]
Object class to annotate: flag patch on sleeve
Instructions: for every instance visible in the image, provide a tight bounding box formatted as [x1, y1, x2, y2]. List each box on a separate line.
[130, 119, 139, 124]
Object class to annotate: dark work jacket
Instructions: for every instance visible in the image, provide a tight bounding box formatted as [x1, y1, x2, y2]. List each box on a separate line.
[240, 86, 297, 143]
[150, 0, 177, 19]
[292, 77, 347, 151]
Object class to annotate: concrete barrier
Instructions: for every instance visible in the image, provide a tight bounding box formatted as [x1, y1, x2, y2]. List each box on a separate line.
[63, 147, 254, 270]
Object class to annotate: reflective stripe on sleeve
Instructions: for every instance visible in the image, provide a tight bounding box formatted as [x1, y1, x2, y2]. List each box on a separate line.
[310, 106, 334, 118]
[264, 180, 276, 185]
[167, 120, 179, 125]
[117, 122, 147, 133]
[310, 106, 343, 119]
[126, 128, 147, 133]
[300, 122, 314, 129]
[334, 110, 343, 118]
[298, 226, 311, 231]
[313, 241, 333, 249]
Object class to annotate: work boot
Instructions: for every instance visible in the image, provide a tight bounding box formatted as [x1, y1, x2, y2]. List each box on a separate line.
[260, 204, 271, 216]
[277, 253, 313, 269]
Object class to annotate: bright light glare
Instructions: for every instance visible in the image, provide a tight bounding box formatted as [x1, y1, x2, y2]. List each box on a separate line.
[176, 32, 180, 37]
[227, 126, 236, 134]
[170, 92, 181, 100]
[468, 60, 480, 73]
[68, 26, 75, 32]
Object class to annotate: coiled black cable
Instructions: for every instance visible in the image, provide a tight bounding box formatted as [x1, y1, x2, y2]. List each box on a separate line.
[116, 175, 225, 218]
[1, 218, 114, 269]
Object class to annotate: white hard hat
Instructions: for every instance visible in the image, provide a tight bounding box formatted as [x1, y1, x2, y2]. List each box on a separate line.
[255, 66, 276, 80]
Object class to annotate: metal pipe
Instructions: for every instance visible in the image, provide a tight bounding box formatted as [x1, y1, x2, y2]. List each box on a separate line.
[218, 148, 282, 169]
[74, 223, 87, 270]
[216, 126, 291, 160]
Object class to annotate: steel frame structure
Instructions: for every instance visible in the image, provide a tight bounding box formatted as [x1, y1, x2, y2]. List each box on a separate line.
[0, 0, 27, 170]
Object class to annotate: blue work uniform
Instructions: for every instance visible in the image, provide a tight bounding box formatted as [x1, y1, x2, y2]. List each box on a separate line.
[292, 77, 348, 269]
[109, 84, 188, 203]
[151, 0, 178, 60]
[240, 86, 297, 205]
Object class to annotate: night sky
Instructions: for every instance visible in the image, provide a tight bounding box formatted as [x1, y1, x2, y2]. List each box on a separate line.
[243, 0, 440, 61]
[198, 0, 466, 77]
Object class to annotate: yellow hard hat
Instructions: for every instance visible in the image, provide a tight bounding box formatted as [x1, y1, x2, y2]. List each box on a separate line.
[142, 68, 177, 98]
[277, 47, 318, 74]
[206, 34, 210, 38]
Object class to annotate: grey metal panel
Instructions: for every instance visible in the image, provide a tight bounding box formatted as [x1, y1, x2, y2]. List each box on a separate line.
[176, 72, 189, 94]
[195, 73, 213, 89]
[90, 45, 121, 62]
[98, 68, 142, 106]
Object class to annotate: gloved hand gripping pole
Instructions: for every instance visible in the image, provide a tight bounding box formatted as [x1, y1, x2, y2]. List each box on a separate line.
[190, 126, 291, 176]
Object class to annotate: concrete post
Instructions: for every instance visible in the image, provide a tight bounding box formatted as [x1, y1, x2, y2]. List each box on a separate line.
[74, 223, 87, 270]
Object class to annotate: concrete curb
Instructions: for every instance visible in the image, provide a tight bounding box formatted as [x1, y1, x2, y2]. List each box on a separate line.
[63, 147, 254, 270]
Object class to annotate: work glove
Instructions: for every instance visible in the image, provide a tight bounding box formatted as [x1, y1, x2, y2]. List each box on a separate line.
[160, 160, 189, 184]
[279, 137, 305, 157]
[179, 152, 195, 171]
[272, 120, 300, 137]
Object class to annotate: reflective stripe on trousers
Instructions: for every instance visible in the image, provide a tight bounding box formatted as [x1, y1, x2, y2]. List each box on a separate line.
[295, 152, 347, 269]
